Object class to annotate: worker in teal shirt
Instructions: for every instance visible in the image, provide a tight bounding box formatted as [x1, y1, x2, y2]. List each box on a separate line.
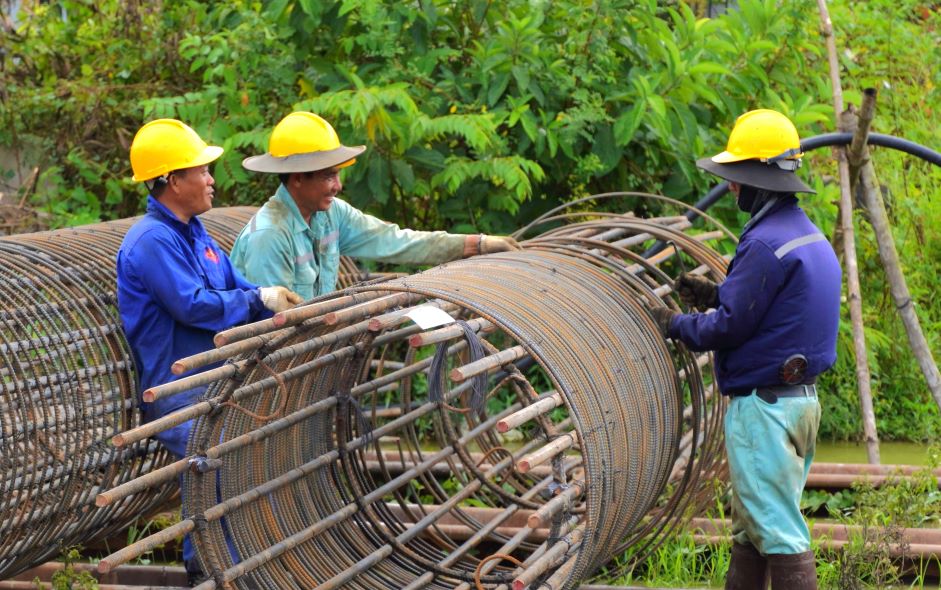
[230, 112, 520, 299]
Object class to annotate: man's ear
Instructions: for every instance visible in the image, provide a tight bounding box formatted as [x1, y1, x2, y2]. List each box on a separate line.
[165, 173, 182, 195]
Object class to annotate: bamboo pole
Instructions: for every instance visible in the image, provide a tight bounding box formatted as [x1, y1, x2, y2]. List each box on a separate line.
[845, 89, 941, 415]
[818, 0, 880, 463]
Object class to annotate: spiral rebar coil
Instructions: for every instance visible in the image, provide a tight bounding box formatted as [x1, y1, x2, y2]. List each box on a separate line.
[102, 197, 733, 590]
[0, 207, 263, 579]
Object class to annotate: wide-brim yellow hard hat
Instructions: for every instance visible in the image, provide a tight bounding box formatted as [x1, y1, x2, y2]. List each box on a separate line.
[697, 158, 815, 194]
[243, 111, 366, 174]
[698, 109, 815, 194]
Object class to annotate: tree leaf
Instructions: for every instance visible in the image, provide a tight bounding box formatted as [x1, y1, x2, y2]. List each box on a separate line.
[613, 102, 647, 147]
[689, 61, 732, 75]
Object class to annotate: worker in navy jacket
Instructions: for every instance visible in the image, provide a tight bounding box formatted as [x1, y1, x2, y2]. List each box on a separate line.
[649, 110, 841, 590]
[117, 119, 301, 585]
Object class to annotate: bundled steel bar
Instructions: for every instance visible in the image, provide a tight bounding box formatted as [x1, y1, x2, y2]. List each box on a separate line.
[95, 196, 732, 589]
[0, 207, 380, 580]
[0, 208, 253, 578]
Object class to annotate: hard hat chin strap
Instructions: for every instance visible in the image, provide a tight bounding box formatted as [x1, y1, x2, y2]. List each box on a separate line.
[144, 175, 169, 193]
[763, 147, 803, 171]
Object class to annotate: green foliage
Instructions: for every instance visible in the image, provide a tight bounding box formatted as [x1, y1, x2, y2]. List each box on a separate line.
[39, 546, 98, 590]
[3, 0, 940, 443]
[801, 488, 856, 517]
[805, 448, 941, 588]
[0, 2, 217, 224]
[845, 446, 941, 529]
[604, 531, 731, 587]
[121, 513, 178, 565]
[3, 0, 828, 234]
[814, 0, 941, 443]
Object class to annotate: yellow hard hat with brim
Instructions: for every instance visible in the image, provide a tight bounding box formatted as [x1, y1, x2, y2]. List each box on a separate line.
[698, 109, 815, 193]
[130, 119, 223, 182]
[242, 112, 366, 174]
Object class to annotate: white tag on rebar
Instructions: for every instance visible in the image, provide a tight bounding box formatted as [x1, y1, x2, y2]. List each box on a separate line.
[406, 305, 455, 330]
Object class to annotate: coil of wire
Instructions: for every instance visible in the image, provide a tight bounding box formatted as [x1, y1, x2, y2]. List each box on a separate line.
[101, 201, 732, 590]
[0, 207, 258, 579]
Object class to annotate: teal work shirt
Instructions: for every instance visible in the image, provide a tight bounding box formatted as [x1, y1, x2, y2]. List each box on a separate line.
[230, 185, 466, 300]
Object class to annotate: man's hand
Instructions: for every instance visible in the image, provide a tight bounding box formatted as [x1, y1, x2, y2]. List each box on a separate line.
[649, 307, 678, 338]
[259, 286, 304, 313]
[675, 272, 718, 310]
[480, 235, 521, 254]
[464, 234, 521, 257]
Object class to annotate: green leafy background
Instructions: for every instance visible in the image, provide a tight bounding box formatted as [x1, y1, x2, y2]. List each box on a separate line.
[2, 0, 940, 442]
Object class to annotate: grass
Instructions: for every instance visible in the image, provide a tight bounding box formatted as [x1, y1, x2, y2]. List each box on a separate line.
[598, 447, 941, 588]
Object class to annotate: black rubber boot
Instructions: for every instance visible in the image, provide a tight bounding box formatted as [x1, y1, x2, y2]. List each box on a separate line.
[768, 550, 817, 590]
[725, 542, 769, 590]
[185, 558, 206, 588]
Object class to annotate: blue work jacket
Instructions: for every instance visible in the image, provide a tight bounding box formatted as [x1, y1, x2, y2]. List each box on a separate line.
[117, 197, 269, 424]
[670, 197, 841, 395]
[230, 185, 467, 300]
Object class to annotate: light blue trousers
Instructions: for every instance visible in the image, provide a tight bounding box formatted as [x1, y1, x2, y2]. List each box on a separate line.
[725, 391, 821, 555]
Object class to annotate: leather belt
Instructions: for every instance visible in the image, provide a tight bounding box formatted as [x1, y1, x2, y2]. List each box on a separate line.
[736, 384, 817, 404]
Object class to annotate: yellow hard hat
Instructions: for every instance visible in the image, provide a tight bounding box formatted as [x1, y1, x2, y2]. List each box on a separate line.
[696, 109, 815, 194]
[129, 119, 223, 182]
[242, 112, 366, 174]
[710, 109, 803, 168]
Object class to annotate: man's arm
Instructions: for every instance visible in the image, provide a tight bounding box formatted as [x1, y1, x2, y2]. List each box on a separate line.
[131, 229, 264, 331]
[230, 227, 297, 294]
[334, 199, 467, 264]
[670, 240, 785, 351]
[222, 251, 274, 321]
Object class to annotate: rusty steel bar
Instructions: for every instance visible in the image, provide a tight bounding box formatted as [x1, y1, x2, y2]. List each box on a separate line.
[409, 317, 495, 347]
[516, 433, 577, 474]
[497, 391, 563, 433]
[0, 208, 256, 579]
[90, 195, 735, 589]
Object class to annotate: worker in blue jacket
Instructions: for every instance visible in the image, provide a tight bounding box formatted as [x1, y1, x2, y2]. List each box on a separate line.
[230, 112, 521, 299]
[117, 119, 302, 585]
[649, 109, 841, 590]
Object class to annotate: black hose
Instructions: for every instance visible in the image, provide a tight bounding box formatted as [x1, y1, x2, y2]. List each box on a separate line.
[644, 132, 941, 260]
[801, 132, 941, 166]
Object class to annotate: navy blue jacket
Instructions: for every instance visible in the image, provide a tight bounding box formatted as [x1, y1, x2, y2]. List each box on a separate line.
[669, 197, 841, 395]
[117, 197, 269, 423]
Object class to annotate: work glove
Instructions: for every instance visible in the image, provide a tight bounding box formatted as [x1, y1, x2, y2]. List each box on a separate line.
[480, 235, 521, 254]
[649, 307, 678, 339]
[675, 272, 718, 310]
[463, 234, 522, 257]
[259, 286, 304, 313]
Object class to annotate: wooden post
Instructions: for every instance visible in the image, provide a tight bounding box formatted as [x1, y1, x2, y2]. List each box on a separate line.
[846, 90, 941, 416]
[817, 0, 880, 464]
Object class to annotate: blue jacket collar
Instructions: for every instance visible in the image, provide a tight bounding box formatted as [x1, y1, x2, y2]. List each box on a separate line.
[742, 195, 798, 237]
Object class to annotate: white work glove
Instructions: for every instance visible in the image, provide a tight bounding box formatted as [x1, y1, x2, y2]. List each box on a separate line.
[259, 286, 303, 313]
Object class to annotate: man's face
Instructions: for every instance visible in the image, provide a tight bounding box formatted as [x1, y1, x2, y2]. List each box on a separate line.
[295, 167, 342, 214]
[169, 165, 215, 218]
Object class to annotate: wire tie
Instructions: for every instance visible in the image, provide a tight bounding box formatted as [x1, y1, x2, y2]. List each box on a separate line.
[205, 398, 223, 417]
[191, 513, 208, 532]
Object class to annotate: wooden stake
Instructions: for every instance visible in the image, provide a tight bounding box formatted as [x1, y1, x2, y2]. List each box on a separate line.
[846, 90, 941, 417]
[818, 0, 880, 464]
